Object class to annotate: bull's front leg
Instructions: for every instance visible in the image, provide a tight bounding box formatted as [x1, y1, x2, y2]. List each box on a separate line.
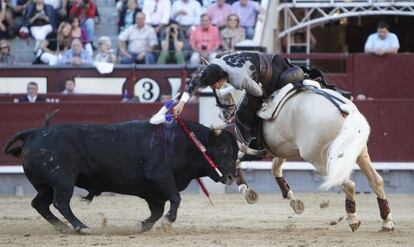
[272, 157, 304, 214]
[139, 197, 166, 233]
[145, 172, 181, 233]
[161, 191, 181, 232]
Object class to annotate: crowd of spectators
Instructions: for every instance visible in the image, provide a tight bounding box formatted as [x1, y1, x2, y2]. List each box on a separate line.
[0, 0, 265, 66]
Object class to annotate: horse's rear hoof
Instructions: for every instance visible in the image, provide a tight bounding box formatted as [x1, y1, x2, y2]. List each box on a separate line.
[161, 216, 173, 233]
[379, 227, 394, 232]
[349, 221, 361, 232]
[244, 188, 258, 204]
[290, 199, 305, 214]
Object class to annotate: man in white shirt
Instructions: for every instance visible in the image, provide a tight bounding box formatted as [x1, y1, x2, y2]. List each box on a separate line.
[118, 12, 158, 64]
[364, 21, 399, 56]
[142, 0, 171, 34]
[171, 0, 202, 32]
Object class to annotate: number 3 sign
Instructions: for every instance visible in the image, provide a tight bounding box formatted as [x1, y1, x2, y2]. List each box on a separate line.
[134, 78, 160, 103]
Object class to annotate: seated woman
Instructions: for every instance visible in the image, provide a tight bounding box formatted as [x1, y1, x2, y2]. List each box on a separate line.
[220, 14, 245, 51]
[157, 20, 185, 64]
[94, 36, 117, 63]
[21, 0, 56, 51]
[35, 21, 72, 65]
[69, 16, 93, 56]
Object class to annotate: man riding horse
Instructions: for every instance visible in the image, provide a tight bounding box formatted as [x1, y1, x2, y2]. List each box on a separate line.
[173, 52, 348, 148]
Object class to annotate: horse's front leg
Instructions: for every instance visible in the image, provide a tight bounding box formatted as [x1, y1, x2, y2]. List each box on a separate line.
[272, 157, 304, 214]
[236, 158, 258, 204]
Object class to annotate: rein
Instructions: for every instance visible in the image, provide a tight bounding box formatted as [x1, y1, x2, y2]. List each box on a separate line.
[213, 88, 235, 109]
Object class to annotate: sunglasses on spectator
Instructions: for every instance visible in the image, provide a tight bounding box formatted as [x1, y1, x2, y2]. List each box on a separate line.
[0, 46, 8, 49]
[229, 18, 239, 21]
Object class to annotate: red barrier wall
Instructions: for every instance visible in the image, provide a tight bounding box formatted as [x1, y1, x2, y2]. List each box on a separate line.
[282, 53, 414, 98]
[356, 100, 414, 161]
[0, 103, 199, 166]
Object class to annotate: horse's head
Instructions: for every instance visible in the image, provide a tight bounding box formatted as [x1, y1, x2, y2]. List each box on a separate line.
[214, 84, 244, 124]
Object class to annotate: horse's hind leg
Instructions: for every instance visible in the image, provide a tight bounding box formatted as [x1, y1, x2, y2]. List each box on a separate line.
[31, 184, 70, 232]
[357, 146, 394, 231]
[341, 178, 361, 232]
[271, 157, 304, 214]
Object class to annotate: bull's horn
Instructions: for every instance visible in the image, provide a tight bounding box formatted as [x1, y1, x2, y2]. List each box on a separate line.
[210, 123, 226, 129]
[237, 141, 267, 156]
[201, 57, 210, 66]
[213, 129, 222, 136]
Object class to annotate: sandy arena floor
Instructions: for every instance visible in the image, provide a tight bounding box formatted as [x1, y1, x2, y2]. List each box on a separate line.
[0, 193, 413, 247]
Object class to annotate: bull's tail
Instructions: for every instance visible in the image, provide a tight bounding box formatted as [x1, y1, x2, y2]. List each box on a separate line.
[319, 109, 370, 191]
[3, 129, 37, 157]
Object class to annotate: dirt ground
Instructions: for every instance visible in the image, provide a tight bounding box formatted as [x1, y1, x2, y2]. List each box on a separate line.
[0, 193, 413, 247]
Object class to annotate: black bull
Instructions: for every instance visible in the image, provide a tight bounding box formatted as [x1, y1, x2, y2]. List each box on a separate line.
[4, 120, 239, 233]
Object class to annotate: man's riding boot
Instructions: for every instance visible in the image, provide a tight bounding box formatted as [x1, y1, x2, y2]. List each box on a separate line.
[235, 95, 264, 149]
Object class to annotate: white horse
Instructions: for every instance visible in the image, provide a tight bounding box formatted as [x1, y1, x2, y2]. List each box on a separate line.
[216, 84, 394, 232]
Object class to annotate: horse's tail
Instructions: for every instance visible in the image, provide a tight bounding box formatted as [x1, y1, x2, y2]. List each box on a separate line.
[320, 108, 370, 191]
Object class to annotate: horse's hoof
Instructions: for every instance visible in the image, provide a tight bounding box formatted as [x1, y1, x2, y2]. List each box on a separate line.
[290, 199, 305, 214]
[349, 221, 361, 232]
[161, 216, 173, 233]
[244, 188, 258, 204]
[77, 227, 91, 235]
[379, 227, 394, 232]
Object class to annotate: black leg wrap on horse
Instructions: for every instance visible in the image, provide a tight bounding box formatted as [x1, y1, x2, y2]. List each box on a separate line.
[377, 197, 391, 220]
[345, 198, 356, 214]
[236, 167, 247, 186]
[275, 177, 290, 198]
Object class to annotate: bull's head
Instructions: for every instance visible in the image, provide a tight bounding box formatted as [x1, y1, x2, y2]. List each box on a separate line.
[205, 128, 239, 185]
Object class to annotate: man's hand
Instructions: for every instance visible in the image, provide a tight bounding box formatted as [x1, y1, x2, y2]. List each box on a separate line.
[173, 101, 185, 118]
[137, 52, 145, 61]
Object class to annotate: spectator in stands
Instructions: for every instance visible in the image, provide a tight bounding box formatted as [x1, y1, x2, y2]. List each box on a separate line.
[62, 78, 76, 94]
[118, 0, 141, 33]
[142, 0, 171, 35]
[69, 16, 93, 55]
[364, 21, 399, 56]
[0, 0, 17, 39]
[206, 0, 232, 30]
[118, 12, 158, 64]
[21, 0, 57, 51]
[220, 13, 245, 50]
[231, 0, 264, 39]
[171, 0, 202, 34]
[59, 38, 93, 65]
[160, 93, 171, 103]
[13, 1, 30, 30]
[157, 20, 185, 64]
[19, 81, 45, 103]
[69, 0, 97, 47]
[35, 21, 72, 65]
[189, 13, 221, 64]
[0, 39, 15, 64]
[44, 0, 67, 24]
[94, 36, 117, 63]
